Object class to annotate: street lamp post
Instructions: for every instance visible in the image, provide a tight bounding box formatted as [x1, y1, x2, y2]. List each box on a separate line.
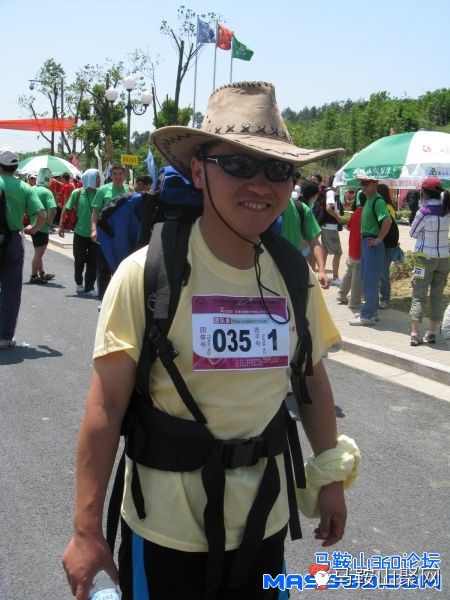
[29, 78, 64, 156]
[105, 76, 153, 180]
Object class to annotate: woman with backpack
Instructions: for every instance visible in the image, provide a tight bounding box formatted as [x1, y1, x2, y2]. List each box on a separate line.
[377, 184, 397, 309]
[409, 178, 450, 346]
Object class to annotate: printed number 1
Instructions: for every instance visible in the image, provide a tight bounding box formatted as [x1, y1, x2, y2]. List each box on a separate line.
[268, 328, 277, 350]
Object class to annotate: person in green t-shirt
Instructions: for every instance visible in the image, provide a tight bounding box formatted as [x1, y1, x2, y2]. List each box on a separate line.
[59, 169, 100, 297]
[28, 174, 57, 284]
[349, 178, 392, 326]
[90, 163, 130, 306]
[0, 146, 46, 348]
[280, 191, 329, 288]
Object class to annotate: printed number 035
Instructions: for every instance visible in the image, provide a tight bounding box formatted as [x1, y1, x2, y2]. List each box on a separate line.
[212, 328, 278, 353]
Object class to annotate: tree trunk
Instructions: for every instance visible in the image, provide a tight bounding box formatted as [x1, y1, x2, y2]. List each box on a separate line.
[105, 134, 114, 166]
[103, 99, 114, 165]
[172, 40, 184, 125]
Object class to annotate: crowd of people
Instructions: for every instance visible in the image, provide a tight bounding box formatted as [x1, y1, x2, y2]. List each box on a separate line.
[290, 171, 450, 347]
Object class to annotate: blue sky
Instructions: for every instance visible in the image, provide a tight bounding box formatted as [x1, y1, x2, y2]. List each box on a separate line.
[1, 0, 449, 153]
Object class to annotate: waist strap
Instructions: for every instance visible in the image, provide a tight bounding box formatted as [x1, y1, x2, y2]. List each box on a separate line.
[123, 397, 305, 597]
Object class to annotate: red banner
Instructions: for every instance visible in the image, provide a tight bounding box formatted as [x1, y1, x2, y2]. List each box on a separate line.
[0, 118, 76, 132]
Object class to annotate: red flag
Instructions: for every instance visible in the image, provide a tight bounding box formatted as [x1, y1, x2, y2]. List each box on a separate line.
[0, 118, 76, 132]
[71, 154, 79, 169]
[217, 24, 233, 50]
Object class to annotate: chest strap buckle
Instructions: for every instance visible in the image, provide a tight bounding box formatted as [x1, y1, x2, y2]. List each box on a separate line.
[219, 436, 264, 469]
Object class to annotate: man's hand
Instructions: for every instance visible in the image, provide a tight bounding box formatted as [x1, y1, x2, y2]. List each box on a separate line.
[314, 480, 347, 546]
[62, 533, 119, 600]
[90, 226, 98, 243]
[317, 269, 330, 289]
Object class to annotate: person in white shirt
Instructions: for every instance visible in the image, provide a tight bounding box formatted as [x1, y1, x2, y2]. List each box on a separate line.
[409, 177, 450, 346]
[320, 175, 342, 286]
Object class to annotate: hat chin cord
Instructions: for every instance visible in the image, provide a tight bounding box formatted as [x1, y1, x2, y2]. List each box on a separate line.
[202, 157, 289, 325]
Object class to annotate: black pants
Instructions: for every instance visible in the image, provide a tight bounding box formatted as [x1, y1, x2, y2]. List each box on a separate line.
[119, 519, 286, 600]
[53, 206, 61, 225]
[73, 232, 98, 292]
[97, 245, 112, 300]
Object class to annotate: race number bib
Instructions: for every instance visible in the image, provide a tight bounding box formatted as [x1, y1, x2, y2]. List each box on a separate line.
[192, 295, 290, 371]
[413, 263, 425, 279]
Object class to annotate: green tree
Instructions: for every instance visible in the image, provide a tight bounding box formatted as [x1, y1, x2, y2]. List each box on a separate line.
[160, 6, 220, 125]
[154, 98, 193, 127]
[69, 61, 129, 165]
[18, 59, 67, 155]
[132, 130, 150, 150]
[193, 111, 204, 128]
[132, 6, 220, 127]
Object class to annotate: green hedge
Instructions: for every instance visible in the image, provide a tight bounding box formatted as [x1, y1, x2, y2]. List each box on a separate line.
[390, 250, 414, 281]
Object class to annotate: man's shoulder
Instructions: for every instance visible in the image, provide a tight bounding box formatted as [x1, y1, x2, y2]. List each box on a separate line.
[325, 188, 335, 203]
[119, 246, 148, 273]
[34, 186, 46, 200]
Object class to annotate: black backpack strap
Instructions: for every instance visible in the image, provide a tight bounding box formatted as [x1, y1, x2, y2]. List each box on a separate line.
[137, 220, 206, 424]
[293, 199, 305, 231]
[107, 219, 204, 552]
[371, 196, 380, 230]
[260, 230, 314, 404]
[137, 192, 160, 248]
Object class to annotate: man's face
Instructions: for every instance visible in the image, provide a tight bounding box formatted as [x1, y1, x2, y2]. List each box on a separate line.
[360, 180, 378, 198]
[310, 175, 319, 184]
[134, 181, 151, 193]
[191, 141, 292, 241]
[28, 177, 36, 186]
[111, 168, 126, 188]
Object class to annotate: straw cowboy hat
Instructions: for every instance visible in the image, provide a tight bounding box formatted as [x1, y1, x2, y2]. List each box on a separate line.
[150, 81, 344, 180]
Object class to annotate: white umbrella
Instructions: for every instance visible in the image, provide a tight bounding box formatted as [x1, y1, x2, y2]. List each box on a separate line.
[18, 155, 81, 177]
[334, 131, 450, 189]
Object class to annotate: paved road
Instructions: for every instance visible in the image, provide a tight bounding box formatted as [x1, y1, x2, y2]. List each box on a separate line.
[0, 242, 448, 599]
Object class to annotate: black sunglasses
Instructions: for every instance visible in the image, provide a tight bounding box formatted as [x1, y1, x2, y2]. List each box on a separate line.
[204, 154, 294, 182]
[360, 181, 374, 186]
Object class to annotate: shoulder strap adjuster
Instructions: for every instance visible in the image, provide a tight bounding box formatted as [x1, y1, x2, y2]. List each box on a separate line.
[148, 325, 161, 343]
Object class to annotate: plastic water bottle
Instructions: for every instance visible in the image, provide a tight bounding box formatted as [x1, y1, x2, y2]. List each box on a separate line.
[89, 570, 120, 600]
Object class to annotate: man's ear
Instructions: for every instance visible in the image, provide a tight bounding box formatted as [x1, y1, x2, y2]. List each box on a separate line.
[191, 155, 204, 190]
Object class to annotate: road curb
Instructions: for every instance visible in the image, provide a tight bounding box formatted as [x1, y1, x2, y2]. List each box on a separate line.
[48, 238, 73, 249]
[333, 336, 450, 386]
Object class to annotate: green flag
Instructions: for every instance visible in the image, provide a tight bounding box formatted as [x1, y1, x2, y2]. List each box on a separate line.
[232, 36, 254, 61]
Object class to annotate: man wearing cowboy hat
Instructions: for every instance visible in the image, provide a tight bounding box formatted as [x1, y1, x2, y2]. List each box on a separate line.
[63, 82, 358, 599]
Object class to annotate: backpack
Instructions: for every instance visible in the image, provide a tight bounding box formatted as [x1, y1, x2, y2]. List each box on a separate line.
[103, 171, 315, 595]
[311, 185, 326, 226]
[372, 197, 399, 248]
[97, 167, 203, 272]
[293, 198, 306, 230]
[0, 188, 11, 263]
[62, 189, 82, 232]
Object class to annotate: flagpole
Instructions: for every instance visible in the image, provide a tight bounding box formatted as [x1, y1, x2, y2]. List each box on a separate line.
[230, 36, 234, 83]
[192, 18, 199, 127]
[213, 21, 218, 92]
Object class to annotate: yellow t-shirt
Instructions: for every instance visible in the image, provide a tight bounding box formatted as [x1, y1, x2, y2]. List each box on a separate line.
[94, 219, 341, 552]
